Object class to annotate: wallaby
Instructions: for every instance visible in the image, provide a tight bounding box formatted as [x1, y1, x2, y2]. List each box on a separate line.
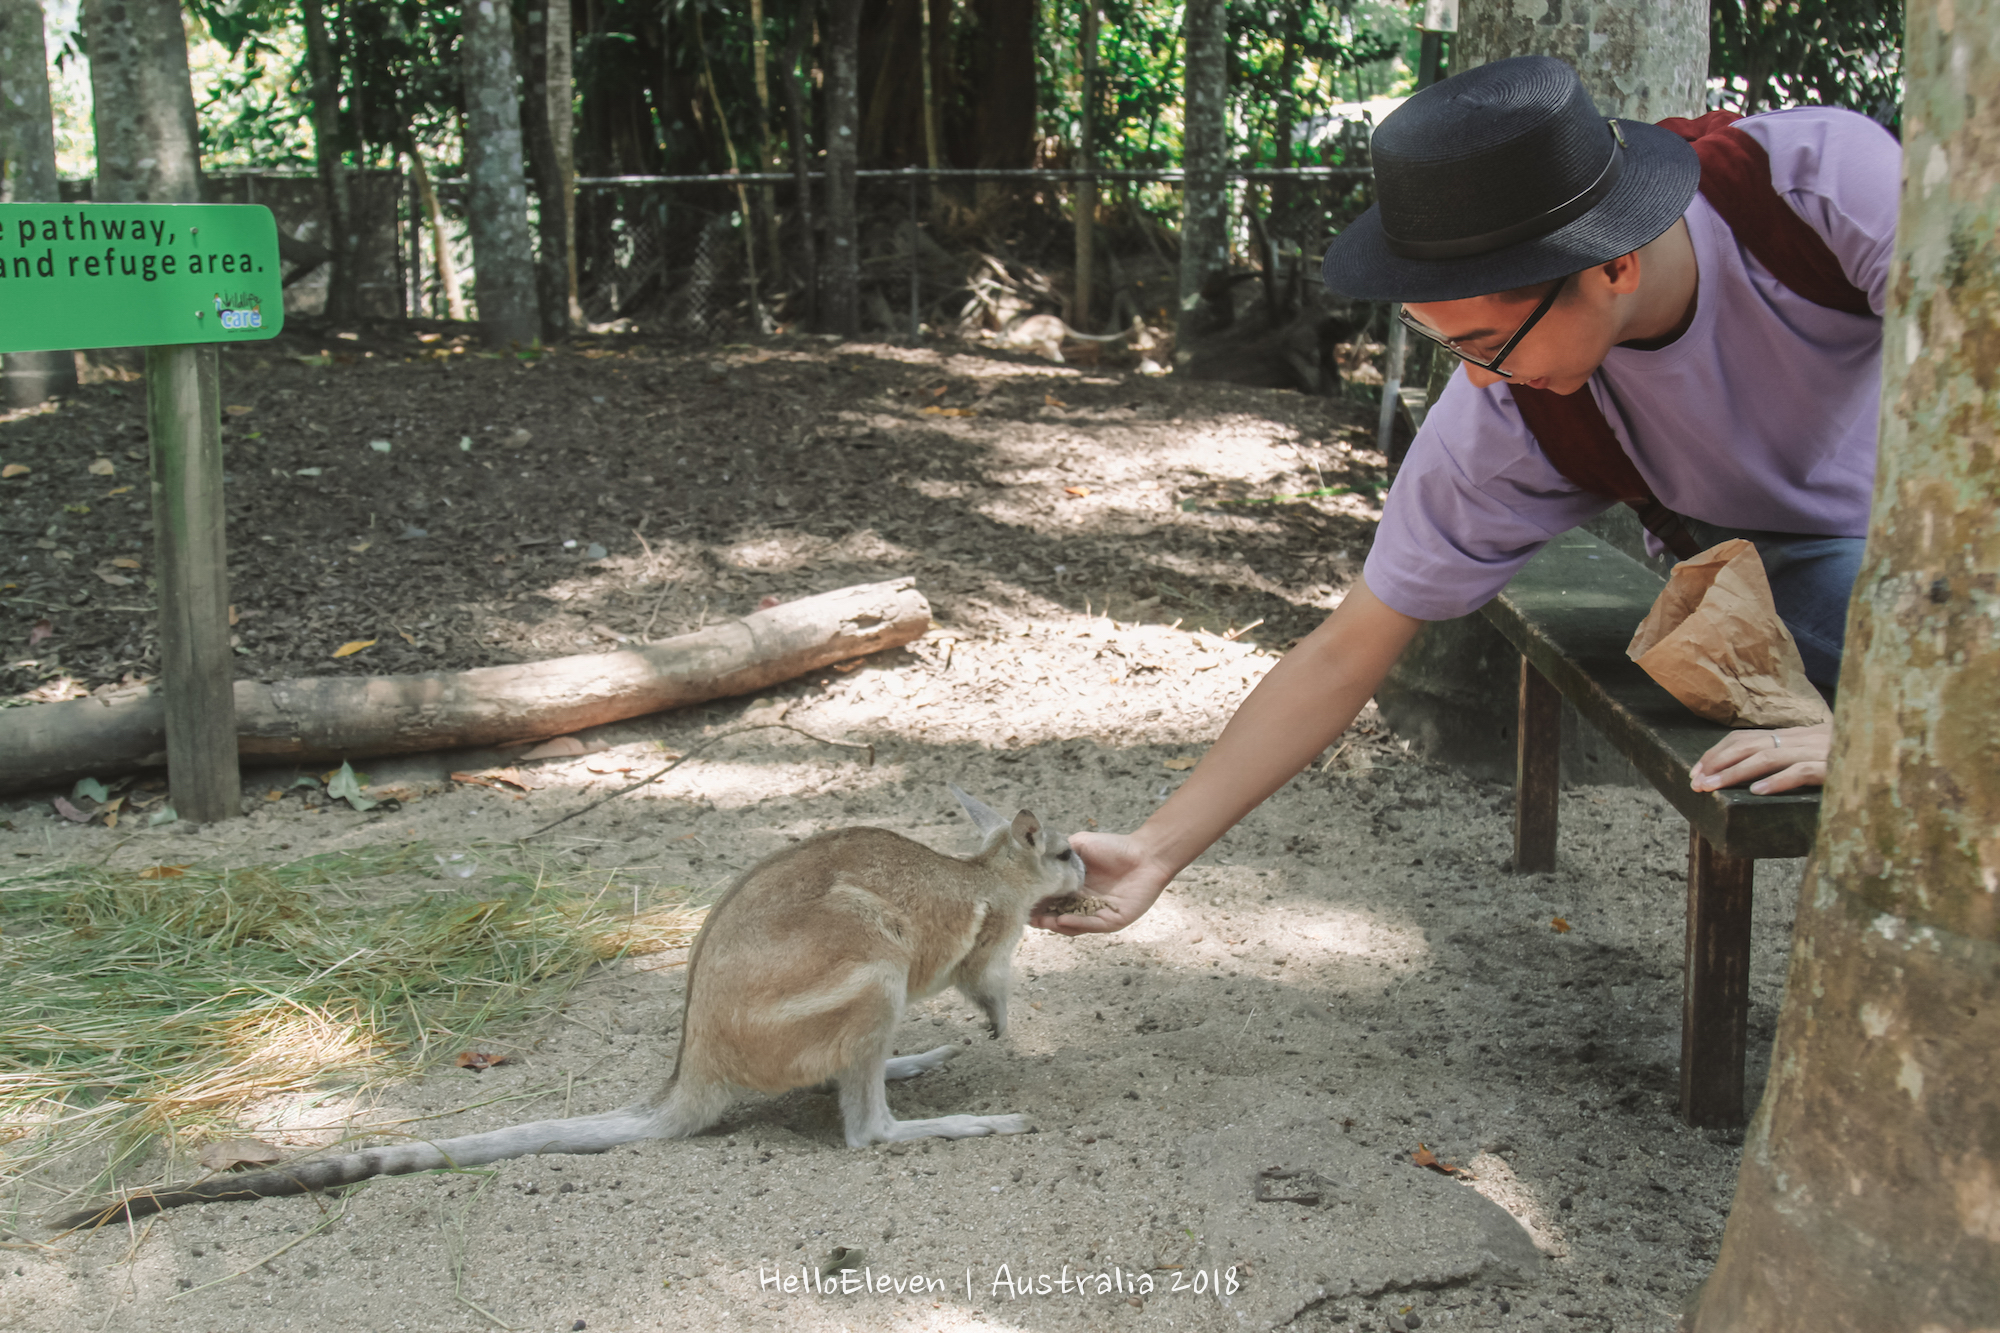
[57, 788, 1086, 1229]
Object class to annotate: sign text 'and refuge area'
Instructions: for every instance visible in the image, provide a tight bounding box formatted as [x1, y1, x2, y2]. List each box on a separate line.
[0, 203, 285, 354]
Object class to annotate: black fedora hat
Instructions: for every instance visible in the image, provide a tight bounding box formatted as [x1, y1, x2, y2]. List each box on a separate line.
[1321, 56, 1700, 303]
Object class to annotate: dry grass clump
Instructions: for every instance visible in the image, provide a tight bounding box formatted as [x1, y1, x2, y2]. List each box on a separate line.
[0, 843, 700, 1208]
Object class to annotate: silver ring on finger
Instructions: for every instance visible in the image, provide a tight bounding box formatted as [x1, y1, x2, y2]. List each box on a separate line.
[1770, 732, 1782, 749]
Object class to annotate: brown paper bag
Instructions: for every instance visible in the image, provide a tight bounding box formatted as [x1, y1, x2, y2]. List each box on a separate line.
[1626, 539, 1834, 728]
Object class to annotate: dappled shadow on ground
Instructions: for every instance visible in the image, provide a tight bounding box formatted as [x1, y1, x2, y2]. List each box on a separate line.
[2, 323, 1387, 705]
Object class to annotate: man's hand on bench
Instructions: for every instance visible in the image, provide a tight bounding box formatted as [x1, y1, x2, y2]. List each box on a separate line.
[1690, 721, 1831, 794]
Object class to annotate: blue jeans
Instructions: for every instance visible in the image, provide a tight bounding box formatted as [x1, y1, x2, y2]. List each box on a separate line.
[1681, 519, 1864, 693]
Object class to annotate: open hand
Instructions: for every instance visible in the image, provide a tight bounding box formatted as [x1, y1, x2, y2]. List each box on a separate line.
[1690, 721, 1831, 795]
[1029, 830, 1173, 936]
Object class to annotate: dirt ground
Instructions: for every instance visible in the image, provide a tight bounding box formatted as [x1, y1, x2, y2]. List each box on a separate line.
[0, 329, 1799, 1332]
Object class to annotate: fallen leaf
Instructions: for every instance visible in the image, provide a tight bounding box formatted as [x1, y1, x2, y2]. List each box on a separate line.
[198, 1139, 282, 1171]
[1044, 393, 1067, 408]
[1162, 757, 1198, 771]
[398, 630, 416, 645]
[919, 406, 975, 417]
[505, 427, 533, 448]
[106, 485, 133, 496]
[332, 638, 377, 659]
[94, 567, 133, 586]
[112, 557, 141, 570]
[1412, 1145, 1464, 1177]
[224, 404, 254, 416]
[929, 384, 949, 396]
[52, 796, 93, 823]
[348, 541, 371, 554]
[28, 618, 52, 648]
[455, 1051, 510, 1071]
[325, 760, 379, 811]
[1064, 486, 1092, 497]
[1551, 916, 1572, 934]
[266, 790, 285, 802]
[138, 864, 190, 879]
[585, 760, 638, 775]
[86, 458, 115, 476]
[521, 736, 587, 760]
[1, 463, 28, 479]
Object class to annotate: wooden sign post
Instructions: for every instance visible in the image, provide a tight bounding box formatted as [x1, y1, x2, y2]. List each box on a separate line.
[0, 202, 283, 823]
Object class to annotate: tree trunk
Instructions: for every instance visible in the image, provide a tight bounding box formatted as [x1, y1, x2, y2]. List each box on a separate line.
[969, 0, 1034, 212]
[750, 0, 786, 286]
[1686, 1, 2000, 1325]
[0, 580, 931, 795]
[1177, 0, 1228, 320]
[1071, 2, 1098, 331]
[1454, 0, 1708, 121]
[404, 138, 467, 321]
[823, 0, 864, 338]
[81, 0, 200, 202]
[0, 0, 77, 405]
[523, 0, 580, 341]
[300, 0, 358, 323]
[782, 0, 820, 330]
[461, 0, 541, 345]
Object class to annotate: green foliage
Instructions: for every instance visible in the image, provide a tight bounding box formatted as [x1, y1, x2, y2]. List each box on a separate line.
[1035, 0, 1415, 174]
[1710, 0, 1904, 129]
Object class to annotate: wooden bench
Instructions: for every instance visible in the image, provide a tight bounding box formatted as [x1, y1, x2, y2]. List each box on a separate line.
[1479, 530, 1822, 1128]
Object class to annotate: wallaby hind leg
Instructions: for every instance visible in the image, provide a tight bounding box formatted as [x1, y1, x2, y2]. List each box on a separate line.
[836, 1052, 1032, 1146]
[883, 1045, 961, 1081]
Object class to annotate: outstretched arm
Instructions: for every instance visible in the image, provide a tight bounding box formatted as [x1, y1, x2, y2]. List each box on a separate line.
[1031, 579, 1423, 935]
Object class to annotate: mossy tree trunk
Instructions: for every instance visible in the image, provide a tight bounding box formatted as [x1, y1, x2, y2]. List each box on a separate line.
[823, 0, 863, 338]
[0, 0, 77, 405]
[1177, 0, 1227, 319]
[1686, 0, 2000, 1324]
[461, 0, 541, 345]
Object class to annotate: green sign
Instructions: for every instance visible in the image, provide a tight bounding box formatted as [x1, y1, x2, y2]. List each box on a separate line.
[0, 203, 284, 354]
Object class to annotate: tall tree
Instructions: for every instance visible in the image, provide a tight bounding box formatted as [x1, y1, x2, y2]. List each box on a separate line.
[1686, 0, 2000, 1323]
[823, 0, 863, 337]
[0, 0, 77, 405]
[781, 0, 819, 330]
[300, 0, 358, 322]
[968, 0, 1033, 211]
[1456, 0, 1707, 120]
[460, 0, 540, 344]
[523, 0, 581, 341]
[1178, 0, 1228, 317]
[83, 0, 201, 202]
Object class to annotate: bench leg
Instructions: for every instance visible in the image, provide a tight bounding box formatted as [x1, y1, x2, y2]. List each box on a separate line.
[1513, 656, 1560, 873]
[1680, 829, 1755, 1127]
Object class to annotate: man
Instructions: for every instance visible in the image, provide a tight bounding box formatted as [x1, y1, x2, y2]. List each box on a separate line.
[1035, 56, 1896, 936]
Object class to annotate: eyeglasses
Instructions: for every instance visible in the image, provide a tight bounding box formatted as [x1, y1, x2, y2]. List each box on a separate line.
[1397, 273, 1569, 379]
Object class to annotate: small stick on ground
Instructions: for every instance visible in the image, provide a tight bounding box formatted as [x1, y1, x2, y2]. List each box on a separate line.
[520, 721, 875, 840]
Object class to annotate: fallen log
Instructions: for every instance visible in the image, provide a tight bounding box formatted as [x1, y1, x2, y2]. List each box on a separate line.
[0, 579, 929, 799]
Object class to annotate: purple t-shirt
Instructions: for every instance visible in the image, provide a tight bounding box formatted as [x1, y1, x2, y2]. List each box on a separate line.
[1364, 107, 1900, 622]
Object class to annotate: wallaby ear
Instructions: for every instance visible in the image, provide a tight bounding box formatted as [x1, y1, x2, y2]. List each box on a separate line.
[950, 785, 1010, 836]
[1011, 810, 1042, 846]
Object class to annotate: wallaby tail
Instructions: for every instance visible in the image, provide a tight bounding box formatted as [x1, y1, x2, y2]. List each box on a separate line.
[54, 1078, 729, 1230]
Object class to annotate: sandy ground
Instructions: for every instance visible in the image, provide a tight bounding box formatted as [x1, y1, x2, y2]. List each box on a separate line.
[1, 611, 1800, 1333]
[0, 338, 1800, 1333]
